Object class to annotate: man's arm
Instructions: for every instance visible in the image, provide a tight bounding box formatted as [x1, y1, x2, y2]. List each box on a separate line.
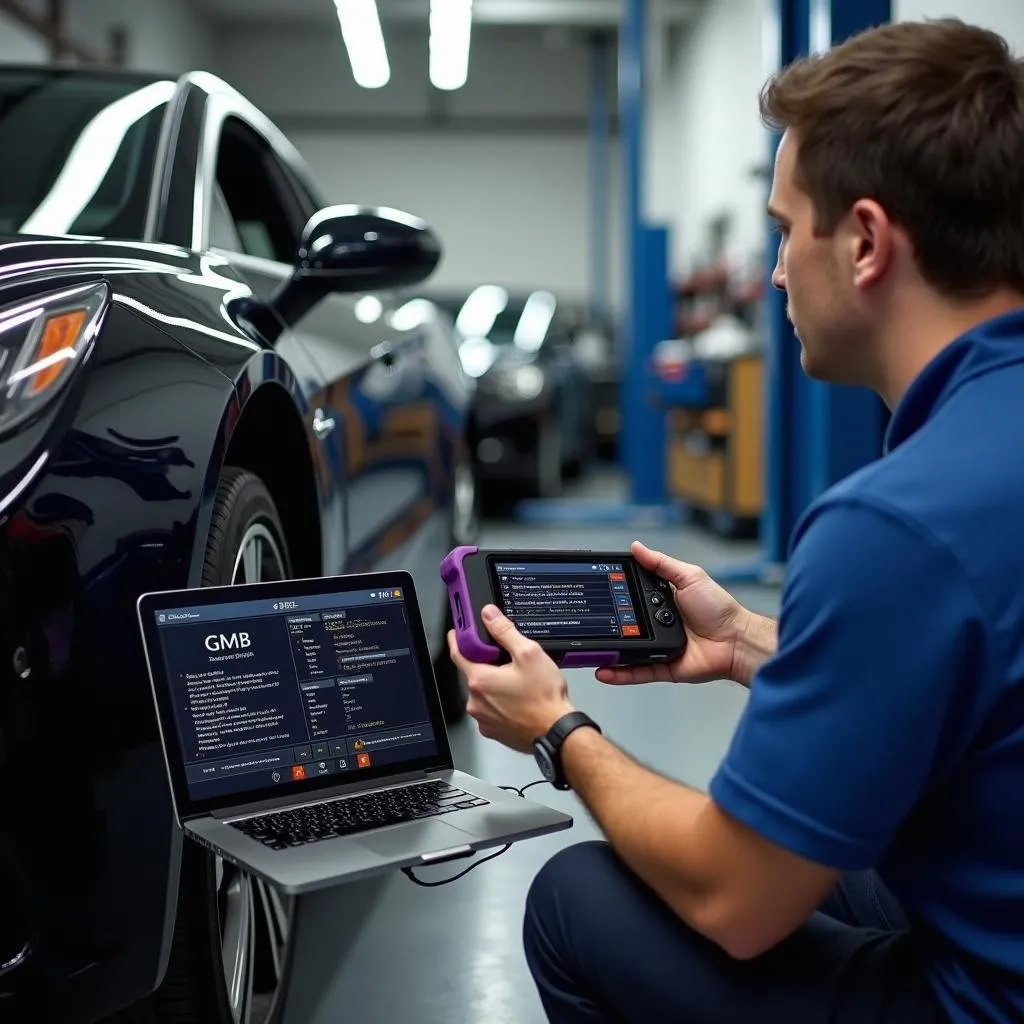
[564, 499, 982, 960]
[560, 727, 838, 959]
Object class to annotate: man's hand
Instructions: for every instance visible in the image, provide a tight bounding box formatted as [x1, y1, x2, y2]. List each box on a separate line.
[447, 606, 574, 753]
[596, 541, 777, 689]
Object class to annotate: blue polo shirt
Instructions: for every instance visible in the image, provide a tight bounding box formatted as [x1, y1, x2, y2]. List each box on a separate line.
[710, 309, 1024, 1024]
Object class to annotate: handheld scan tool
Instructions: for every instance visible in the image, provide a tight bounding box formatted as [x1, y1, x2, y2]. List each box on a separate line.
[441, 547, 687, 669]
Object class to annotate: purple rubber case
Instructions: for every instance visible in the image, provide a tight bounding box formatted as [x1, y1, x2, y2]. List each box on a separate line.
[442, 548, 627, 669]
[440, 545, 502, 663]
[562, 651, 621, 669]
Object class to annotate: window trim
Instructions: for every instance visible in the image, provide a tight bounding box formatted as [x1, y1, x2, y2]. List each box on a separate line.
[187, 73, 322, 262]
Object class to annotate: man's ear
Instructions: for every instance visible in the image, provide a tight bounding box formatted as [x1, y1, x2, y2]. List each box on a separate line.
[848, 198, 892, 289]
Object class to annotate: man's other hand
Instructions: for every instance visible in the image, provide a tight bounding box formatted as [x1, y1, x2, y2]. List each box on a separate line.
[448, 606, 574, 753]
[596, 541, 770, 688]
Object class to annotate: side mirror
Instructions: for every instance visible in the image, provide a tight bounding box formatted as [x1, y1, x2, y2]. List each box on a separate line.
[271, 205, 442, 325]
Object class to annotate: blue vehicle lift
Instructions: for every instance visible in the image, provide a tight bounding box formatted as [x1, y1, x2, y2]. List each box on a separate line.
[517, 0, 682, 528]
[518, 0, 891, 564]
[711, 0, 891, 583]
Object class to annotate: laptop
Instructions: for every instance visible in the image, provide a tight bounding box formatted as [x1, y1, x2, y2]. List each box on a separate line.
[136, 569, 572, 895]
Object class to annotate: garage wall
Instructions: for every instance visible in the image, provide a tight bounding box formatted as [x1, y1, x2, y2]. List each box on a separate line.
[211, 23, 624, 308]
[0, 0, 212, 73]
[658, 0, 1024, 280]
[895, 0, 1024, 47]
[66, 0, 214, 74]
[0, 11, 47, 61]
[655, 0, 771, 277]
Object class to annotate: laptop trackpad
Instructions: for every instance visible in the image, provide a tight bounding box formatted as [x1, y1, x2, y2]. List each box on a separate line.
[359, 819, 470, 858]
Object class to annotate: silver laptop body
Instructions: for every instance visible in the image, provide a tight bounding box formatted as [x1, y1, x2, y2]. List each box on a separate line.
[137, 570, 572, 895]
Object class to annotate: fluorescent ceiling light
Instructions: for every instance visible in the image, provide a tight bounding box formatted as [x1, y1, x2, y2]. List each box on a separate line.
[430, 0, 474, 91]
[335, 0, 390, 89]
[456, 284, 507, 337]
[514, 290, 556, 352]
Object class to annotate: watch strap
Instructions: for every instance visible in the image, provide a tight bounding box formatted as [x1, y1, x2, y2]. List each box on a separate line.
[546, 710, 601, 750]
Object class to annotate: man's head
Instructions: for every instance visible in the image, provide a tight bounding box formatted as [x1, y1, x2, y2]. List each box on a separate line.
[763, 19, 1024, 394]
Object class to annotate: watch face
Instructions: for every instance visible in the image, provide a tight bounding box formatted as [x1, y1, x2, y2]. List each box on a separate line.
[533, 741, 556, 782]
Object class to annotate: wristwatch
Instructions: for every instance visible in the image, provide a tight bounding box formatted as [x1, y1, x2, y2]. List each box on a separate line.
[532, 711, 602, 790]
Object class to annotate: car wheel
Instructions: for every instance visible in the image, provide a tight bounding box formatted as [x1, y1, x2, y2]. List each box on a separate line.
[433, 449, 480, 722]
[127, 468, 297, 1024]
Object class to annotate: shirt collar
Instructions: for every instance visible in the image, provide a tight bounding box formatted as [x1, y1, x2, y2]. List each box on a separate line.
[884, 307, 1024, 452]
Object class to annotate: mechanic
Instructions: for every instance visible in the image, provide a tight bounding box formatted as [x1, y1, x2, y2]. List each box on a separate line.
[446, 18, 1024, 1024]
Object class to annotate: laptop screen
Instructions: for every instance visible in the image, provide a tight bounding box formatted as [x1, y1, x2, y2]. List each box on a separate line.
[148, 581, 443, 806]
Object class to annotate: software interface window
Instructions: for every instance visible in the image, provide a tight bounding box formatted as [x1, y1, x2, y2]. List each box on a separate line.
[493, 561, 645, 639]
[153, 588, 440, 803]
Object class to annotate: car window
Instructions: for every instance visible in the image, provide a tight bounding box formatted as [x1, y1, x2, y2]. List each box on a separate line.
[0, 70, 172, 239]
[213, 115, 305, 263]
[209, 182, 243, 253]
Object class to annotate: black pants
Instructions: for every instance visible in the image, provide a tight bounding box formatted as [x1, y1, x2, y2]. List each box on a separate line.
[523, 840, 948, 1023]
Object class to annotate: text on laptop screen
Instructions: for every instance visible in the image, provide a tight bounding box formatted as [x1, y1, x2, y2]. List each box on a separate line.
[152, 587, 440, 802]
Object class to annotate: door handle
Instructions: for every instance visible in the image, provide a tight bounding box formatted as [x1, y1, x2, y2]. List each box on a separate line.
[312, 408, 336, 439]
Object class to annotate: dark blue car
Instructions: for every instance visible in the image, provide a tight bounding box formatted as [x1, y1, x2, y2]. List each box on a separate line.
[0, 65, 477, 1023]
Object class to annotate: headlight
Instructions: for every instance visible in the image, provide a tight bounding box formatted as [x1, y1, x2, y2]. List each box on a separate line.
[0, 282, 108, 435]
[495, 364, 546, 401]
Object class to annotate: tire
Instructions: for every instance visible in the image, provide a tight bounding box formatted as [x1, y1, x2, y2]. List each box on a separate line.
[118, 468, 297, 1024]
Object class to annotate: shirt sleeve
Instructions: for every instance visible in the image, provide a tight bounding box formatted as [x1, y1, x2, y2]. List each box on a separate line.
[708, 497, 987, 871]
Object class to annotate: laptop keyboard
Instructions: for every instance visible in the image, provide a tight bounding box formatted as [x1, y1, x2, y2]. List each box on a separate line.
[230, 780, 488, 851]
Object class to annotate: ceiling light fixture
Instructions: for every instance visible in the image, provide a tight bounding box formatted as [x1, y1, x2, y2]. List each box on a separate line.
[335, 0, 390, 89]
[429, 0, 474, 91]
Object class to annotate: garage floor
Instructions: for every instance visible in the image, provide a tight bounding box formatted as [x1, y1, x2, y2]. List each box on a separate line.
[282, 470, 781, 1024]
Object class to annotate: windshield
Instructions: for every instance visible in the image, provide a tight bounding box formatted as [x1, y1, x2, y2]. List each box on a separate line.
[0, 70, 174, 239]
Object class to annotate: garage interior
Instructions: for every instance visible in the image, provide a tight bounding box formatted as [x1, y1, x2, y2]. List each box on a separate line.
[1, 0, 1021, 1022]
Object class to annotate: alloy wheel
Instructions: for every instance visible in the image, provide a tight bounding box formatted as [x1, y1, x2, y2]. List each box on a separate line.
[219, 520, 294, 1023]
[231, 523, 286, 586]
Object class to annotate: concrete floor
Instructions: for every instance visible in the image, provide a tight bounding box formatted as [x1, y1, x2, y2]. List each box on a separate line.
[283, 470, 781, 1024]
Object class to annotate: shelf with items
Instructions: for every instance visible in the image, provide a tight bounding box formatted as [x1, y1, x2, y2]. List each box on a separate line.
[663, 352, 763, 538]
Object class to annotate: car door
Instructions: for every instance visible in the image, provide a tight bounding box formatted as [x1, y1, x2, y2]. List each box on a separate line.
[201, 107, 444, 581]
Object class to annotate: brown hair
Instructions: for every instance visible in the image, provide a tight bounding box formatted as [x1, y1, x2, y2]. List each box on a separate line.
[761, 18, 1024, 299]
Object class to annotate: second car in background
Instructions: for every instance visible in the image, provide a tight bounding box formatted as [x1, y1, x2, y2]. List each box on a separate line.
[426, 286, 595, 501]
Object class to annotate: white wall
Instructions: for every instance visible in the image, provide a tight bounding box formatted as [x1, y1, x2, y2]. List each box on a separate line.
[292, 129, 622, 304]
[0, 12, 47, 62]
[895, 0, 1024, 49]
[0, 0, 212, 73]
[653, 0, 770, 277]
[211, 23, 622, 306]
[66, 0, 214, 74]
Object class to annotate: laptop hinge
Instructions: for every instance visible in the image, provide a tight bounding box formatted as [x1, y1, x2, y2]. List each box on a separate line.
[208, 768, 437, 820]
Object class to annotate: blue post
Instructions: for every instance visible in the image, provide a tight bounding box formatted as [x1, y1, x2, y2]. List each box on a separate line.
[712, 0, 891, 583]
[711, 0, 810, 583]
[620, 0, 668, 507]
[800, 0, 890, 503]
[619, 0, 644, 484]
[762, 0, 811, 568]
[511, 0, 685, 526]
[588, 32, 611, 325]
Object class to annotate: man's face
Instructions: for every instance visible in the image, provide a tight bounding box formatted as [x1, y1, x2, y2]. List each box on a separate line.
[768, 130, 865, 382]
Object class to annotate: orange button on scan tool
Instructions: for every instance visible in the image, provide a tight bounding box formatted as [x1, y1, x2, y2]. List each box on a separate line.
[291, 764, 306, 780]
[622, 625, 641, 637]
[609, 572, 626, 581]
[357, 752, 372, 768]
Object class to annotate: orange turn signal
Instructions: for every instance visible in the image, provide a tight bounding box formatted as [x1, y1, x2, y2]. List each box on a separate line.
[24, 308, 87, 397]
